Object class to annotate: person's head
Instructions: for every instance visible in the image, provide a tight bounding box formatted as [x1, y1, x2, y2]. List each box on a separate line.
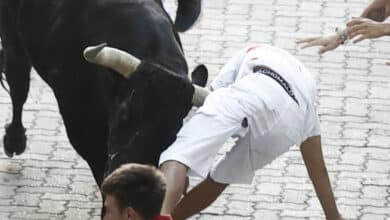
[101, 163, 167, 220]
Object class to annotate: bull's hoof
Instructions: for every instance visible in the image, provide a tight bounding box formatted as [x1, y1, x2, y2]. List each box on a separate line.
[175, 0, 202, 32]
[3, 123, 27, 158]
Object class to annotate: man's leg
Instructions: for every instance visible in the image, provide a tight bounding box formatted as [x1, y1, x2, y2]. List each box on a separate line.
[172, 176, 228, 220]
[300, 135, 343, 220]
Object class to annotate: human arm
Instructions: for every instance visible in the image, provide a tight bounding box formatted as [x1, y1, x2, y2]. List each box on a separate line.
[172, 176, 228, 220]
[300, 136, 344, 220]
[296, 0, 390, 54]
[160, 161, 189, 215]
[346, 17, 390, 43]
[360, 0, 390, 21]
[296, 33, 345, 54]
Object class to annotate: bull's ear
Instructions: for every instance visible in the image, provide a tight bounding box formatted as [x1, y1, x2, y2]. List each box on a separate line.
[191, 64, 208, 87]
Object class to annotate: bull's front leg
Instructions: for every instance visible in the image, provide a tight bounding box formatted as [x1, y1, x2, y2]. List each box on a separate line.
[1, 43, 32, 158]
[1, 1, 32, 158]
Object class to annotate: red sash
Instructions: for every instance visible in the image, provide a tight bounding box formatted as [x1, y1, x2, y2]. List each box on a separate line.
[152, 215, 173, 220]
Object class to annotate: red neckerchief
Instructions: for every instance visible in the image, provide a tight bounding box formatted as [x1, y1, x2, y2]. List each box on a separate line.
[151, 215, 172, 220]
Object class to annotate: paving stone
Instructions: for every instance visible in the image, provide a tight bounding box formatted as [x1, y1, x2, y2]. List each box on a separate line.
[10, 212, 62, 220]
[38, 200, 66, 214]
[361, 207, 390, 215]
[226, 201, 254, 216]
[337, 197, 386, 207]
[0, 185, 16, 198]
[17, 186, 67, 194]
[339, 151, 366, 165]
[69, 181, 97, 195]
[43, 176, 71, 187]
[0, 161, 23, 174]
[67, 201, 102, 209]
[41, 193, 90, 202]
[19, 167, 47, 180]
[0, 206, 37, 214]
[334, 190, 360, 199]
[255, 202, 306, 211]
[13, 193, 42, 207]
[63, 208, 91, 220]
[365, 160, 390, 174]
[306, 197, 323, 211]
[231, 194, 281, 203]
[360, 214, 388, 220]
[0, 212, 10, 219]
[253, 209, 280, 220]
[282, 190, 309, 204]
[255, 182, 283, 196]
[0, 199, 12, 206]
[336, 178, 363, 192]
[362, 185, 389, 200]
[284, 183, 314, 191]
[281, 210, 323, 218]
[338, 205, 362, 219]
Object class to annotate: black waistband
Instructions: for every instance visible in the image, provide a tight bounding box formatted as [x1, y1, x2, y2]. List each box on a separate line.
[253, 66, 299, 105]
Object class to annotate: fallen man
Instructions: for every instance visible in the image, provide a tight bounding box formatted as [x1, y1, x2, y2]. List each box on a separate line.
[159, 44, 344, 220]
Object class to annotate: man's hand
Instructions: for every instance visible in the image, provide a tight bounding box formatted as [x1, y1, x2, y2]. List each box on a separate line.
[296, 34, 342, 54]
[347, 17, 390, 43]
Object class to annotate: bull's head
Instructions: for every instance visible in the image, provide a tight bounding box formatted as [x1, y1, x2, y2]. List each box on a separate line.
[84, 43, 209, 176]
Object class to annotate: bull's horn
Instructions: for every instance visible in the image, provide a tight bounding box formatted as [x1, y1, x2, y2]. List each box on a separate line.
[192, 85, 210, 107]
[83, 43, 141, 79]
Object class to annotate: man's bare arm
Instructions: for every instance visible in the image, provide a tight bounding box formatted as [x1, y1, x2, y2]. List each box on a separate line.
[361, 0, 390, 21]
[300, 136, 343, 220]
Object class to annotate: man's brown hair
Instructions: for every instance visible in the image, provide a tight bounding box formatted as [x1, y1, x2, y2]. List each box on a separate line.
[101, 163, 166, 220]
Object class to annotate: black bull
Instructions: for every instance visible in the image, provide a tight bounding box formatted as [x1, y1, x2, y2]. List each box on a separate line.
[0, 0, 207, 186]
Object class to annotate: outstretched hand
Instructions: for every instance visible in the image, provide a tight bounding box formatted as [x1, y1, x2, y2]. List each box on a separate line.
[296, 34, 342, 54]
[347, 17, 390, 43]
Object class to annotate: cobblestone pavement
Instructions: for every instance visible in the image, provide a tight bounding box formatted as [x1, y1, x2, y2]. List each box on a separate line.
[1, 0, 390, 219]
